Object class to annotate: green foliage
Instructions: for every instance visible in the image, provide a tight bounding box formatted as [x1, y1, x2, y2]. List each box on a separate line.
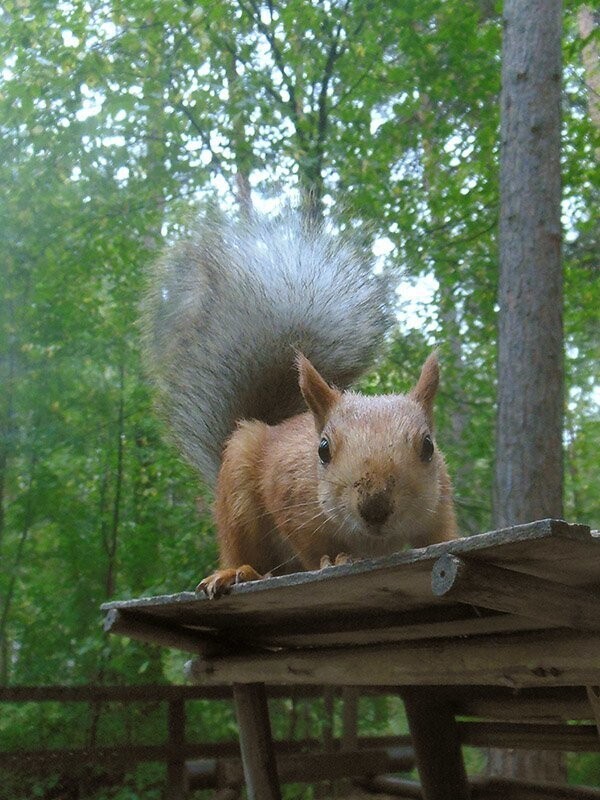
[0, 0, 598, 795]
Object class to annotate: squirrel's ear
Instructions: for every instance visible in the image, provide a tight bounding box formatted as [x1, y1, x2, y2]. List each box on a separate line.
[297, 353, 341, 430]
[410, 351, 439, 427]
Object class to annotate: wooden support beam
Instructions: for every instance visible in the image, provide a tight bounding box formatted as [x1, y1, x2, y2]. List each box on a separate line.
[187, 746, 415, 789]
[341, 686, 359, 751]
[269, 613, 547, 648]
[233, 683, 281, 800]
[471, 778, 600, 799]
[587, 686, 600, 737]
[458, 721, 600, 751]
[0, 734, 413, 770]
[275, 745, 413, 783]
[403, 690, 470, 800]
[188, 629, 600, 687]
[447, 686, 592, 722]
[166, 698, 186, 800]
[358, 776, 600, 799]
[103, 608, 206, 654]
[431, 554, 600, 630]
[322, 686, 335, 751]
[0, 684, 368, 703]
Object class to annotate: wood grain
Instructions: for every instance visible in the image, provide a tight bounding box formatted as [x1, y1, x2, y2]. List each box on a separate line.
[187, 629, 600, 688]
[102, 521, 598, 653]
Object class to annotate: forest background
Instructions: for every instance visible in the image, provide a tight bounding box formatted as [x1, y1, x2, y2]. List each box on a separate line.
[0, 0, 598, 797]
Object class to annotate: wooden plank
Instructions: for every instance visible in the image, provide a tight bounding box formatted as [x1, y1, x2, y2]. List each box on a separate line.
[0, 684, 359, 703]
[458, 720, 600, 751]
[403, 690, 470, 800]
[101, 521, 600, 653]
[0, 684, 227, 702]
[431, 554, 600, 629]
[443, 686, 592, 722]
[48, 683, 570, 742]
[187, 629, 600, 687]
[232, 683, 281, 800]
[359, 776, 600, 799]
[261, 612, 547, 648]
[471, 778, 600, 799]
[105, 522, 595, 612]
[192, 745, 416, 788]
[103, 608, 206, 654]
[0, 735, 413, 770]
[0, 742, 243, 769]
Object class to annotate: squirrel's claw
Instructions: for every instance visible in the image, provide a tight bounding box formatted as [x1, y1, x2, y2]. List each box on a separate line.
[196, 565, 263, 599]
[195, 570, 233, 599]
[320, 552, 354, 569]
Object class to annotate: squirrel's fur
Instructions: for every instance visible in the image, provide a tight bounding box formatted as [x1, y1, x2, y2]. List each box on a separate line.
[142, 213, 392, 484]
[143, 212, 456, 597]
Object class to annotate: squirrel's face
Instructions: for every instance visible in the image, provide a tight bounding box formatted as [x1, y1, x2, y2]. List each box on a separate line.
[297, 351, 448, 552]
[315, 393, 445, 550]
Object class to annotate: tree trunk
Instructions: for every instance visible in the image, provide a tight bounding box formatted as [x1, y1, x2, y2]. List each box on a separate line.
[225, 52, 254, 218]
[105, 360, 125, 600]
[491, 0, 564, 782]
[494, 0, 564, 528]
[0, 451, 37, 685]
[577, 6, 600, 141]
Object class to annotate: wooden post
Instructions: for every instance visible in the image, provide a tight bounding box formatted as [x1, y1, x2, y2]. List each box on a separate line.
[341, 686, 359, 751]
[314, 686, 336, 799]
[166, 697, 186, 800]
[586, 686, 600, 737]
[233, 683, 281, 800]
[403, 689, 471, 800]
[324, 687, 335, 748]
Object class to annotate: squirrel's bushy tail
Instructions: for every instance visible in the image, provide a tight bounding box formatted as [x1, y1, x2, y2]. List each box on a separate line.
[142, 212, 394, 484]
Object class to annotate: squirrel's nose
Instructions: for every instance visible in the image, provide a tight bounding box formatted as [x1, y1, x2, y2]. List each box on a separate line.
[358, 491, 392, 527]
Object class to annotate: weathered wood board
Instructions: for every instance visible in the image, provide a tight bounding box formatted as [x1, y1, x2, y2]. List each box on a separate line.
[184, 628, 600, 688]
[102, 520, 599, 654]
[101, 518, 600, 796]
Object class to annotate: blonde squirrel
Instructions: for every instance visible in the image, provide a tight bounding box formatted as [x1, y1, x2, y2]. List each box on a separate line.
[143, 212, 457, 597]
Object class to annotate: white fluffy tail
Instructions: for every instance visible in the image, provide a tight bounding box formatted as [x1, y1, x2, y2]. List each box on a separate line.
[142, 213, 394, 484]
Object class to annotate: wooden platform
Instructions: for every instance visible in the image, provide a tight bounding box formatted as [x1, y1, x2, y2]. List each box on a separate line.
[102, 519, 600, 799]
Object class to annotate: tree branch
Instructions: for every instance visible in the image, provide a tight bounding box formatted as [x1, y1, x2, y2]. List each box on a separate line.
[238, 0, 304, 138]
[176, 102, 226, 173]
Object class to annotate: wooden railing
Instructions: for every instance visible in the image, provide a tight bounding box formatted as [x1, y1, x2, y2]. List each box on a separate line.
[2, 684, 599, 798]
[0, 684, 413, 798]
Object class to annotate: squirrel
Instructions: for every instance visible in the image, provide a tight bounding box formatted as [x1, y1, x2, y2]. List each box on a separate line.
[142, 212, 457, 598]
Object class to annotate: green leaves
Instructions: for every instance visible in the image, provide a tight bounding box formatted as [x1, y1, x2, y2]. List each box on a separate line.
[0, 0, 597, 792]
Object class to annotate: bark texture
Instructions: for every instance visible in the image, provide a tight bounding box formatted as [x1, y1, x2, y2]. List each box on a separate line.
[494, 0, 564, 529]
[577, 6, 600, 139]
[491, 0, 565, 782]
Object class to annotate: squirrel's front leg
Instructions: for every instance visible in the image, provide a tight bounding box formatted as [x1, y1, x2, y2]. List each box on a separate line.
[198, 420, 279, 600]
[196, 565, 264, 599]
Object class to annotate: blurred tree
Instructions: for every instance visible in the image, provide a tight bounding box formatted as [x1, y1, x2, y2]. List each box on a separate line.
[0, 1, 597, 796]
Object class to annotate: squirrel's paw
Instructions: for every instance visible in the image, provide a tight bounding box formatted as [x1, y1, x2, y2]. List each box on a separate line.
[196, 565, 263, 599]
[319, 553, 354, 569]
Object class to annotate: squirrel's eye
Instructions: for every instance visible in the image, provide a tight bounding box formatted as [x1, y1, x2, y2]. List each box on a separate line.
[421, 434, 434, 463]
[318, 437, 331, 465]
